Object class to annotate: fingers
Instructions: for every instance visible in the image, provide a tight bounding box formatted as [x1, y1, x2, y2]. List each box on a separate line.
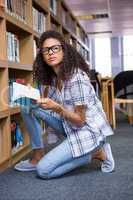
[27, 84, 32, 89]
[37, 98, 48, 104]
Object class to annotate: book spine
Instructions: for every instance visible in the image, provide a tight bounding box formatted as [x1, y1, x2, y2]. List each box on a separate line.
[9, 79, 16, 106]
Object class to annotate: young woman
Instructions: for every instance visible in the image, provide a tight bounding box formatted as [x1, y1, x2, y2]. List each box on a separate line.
[15, 30, 115, 179]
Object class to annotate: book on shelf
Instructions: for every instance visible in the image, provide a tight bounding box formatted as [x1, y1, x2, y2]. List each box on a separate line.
[76, 26, 86, 42]
[50, 0, 57, 15]
[76, 42, 81, 53]
[33, 39, 38, 59]
[76, 26, 80, 38]
[84, 50, 88, 60]
[85, 36, 89, 47]
[14, 35, 20, 63]
[71, 21, 76, 34]
[6, 32, 20, 62]
[81, 31, 86, 43]
[81, 46, 84, 57]
[32, 7, 46, 34]
[69, 37, 76, 47]
[65, 14, 70, 30]
[69, 37, 73, 46]
[66, 15, 76, 34]
[61, 6, 67, 26]
[87, 51, 90, 61]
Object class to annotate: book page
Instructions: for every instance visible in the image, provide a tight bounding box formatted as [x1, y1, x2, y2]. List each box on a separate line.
[12, 82, 40, 101]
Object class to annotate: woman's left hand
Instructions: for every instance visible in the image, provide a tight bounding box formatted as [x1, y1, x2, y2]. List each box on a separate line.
[37, 98, 60, 111]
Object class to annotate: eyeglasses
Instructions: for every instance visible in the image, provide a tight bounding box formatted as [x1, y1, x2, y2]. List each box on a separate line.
[41, 45, 62, 55]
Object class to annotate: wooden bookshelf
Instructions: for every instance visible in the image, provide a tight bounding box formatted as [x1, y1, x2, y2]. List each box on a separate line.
[9, 106, 21, 115]
[101, 77, 115, 128]
[0, 117, 11, 169]
[0, 109, 9, 119]
[0, 19, 6, 61]
[5, 13, 33, 34]
[0, 0, 90, 171]
[33, 0, 49, 14]
[62, 26, 71, 43]
[8, 61, 33, 71]
[0, 60, 8, 68]
[0, 68, 8, 111]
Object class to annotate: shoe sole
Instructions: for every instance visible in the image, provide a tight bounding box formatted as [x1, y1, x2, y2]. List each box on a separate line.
[14, 167, 36, 172]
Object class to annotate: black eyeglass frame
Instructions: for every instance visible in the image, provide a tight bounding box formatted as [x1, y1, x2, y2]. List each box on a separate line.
[41, 44, 63, 55]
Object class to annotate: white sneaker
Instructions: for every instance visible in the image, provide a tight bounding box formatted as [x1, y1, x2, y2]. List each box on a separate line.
[101, 143, 115, 173]
[14, 159, 36, 171]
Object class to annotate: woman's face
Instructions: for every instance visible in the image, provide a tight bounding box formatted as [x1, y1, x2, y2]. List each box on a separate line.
[42, 38, 64, 72]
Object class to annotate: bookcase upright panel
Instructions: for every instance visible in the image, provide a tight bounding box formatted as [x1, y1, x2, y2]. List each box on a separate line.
[0, 19, 7, 60]
[0, 68, 8, 111]
[19, 34, 34, 65]
[0, 117, 11, 170]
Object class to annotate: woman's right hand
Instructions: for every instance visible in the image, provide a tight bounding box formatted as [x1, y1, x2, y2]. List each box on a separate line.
[27, 83, 32, 89]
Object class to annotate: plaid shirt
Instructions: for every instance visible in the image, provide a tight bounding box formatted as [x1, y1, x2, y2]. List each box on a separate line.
[42, 69, 114, 158]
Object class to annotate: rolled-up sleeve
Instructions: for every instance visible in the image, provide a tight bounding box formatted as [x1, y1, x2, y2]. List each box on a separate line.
[69, 72, 91, 107]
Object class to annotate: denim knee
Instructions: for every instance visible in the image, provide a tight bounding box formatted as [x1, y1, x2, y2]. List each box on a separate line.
[21, 106, 27, 114]
[21, 104, 39, 116]
[36, 161, 52, 179]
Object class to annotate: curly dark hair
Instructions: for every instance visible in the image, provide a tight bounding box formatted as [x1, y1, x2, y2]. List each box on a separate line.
[33, 30, 90, 85]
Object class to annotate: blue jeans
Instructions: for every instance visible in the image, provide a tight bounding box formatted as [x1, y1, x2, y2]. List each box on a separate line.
[21, 107, 102, 179]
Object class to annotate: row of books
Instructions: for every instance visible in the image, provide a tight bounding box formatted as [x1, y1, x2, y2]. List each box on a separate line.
[6, 32, 39, 62]
[77, 26, 84, 42]
[84, 50, 89, 62]
[5, 0, 27, 23]
[61, 7, 89, 46]
[50, 0, 57, 15]
[7, 31, 20, 62]
[61, 6, 76, 34]
[4, 1, 89, 47]
[32, 7, 46, 34]
[76, 26, 89, 46]
[61, 6, 67, 26]
[85, 36, 89, 47]
[76, 42, 89, 61]
[9, 78, 32, 107]
[68, 17, 76, 35]
[11, 120, 23, 153]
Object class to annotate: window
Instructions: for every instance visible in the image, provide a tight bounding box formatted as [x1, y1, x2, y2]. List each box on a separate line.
[123, 35, 133, 71]
[95, 38, 111, 77]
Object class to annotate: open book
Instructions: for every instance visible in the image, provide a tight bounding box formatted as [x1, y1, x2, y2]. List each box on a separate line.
[12, 82, 41, 102]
